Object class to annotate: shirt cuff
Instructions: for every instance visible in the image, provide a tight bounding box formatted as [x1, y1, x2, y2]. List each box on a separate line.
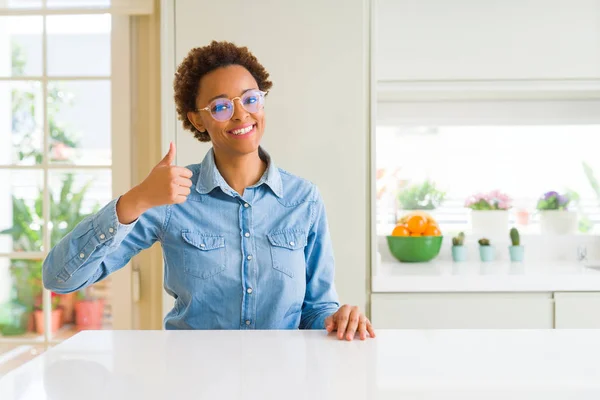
[92, 196, 138, 247]
[58, 197, 138, 281]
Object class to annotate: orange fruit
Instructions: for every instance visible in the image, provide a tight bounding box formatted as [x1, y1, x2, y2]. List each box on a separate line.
[406, 215, 427, 234]
[391, 224, 410, 237]
[423, 225, 441, 236]
[410, 232, 422, 237]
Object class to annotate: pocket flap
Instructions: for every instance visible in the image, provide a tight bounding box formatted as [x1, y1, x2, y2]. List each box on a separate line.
[182, 231, 225, 251]
[267, 229, 306, 250]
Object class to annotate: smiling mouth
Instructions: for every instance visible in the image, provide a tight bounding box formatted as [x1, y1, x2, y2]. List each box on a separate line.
[227, 124, 256, 136]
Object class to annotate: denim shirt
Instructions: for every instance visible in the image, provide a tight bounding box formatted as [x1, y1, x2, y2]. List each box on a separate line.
[43, 147, 340, 330]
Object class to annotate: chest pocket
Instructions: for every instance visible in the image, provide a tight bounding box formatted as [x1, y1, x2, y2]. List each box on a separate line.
[181, 230, 226, 279]
[267, 229, 307, 279]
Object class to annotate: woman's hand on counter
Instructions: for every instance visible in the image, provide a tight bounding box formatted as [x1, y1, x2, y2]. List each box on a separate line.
[325, 305, 376, 341]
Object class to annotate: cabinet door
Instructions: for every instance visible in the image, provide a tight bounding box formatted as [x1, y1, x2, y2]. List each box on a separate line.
[371, 293, 554, 329]
[376, 0, 600, 81]
[554, 293, 600, 329]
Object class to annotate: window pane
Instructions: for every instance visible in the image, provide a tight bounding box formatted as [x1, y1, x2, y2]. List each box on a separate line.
[49, 170, 111, 247]
[0, 16, 43, 77]
[47, 0, 110, 8]
[47, 81, 111, 166]
[0, 257, 42, 340]
[47, 15, 111, 77]
[376, 125, 600, 235]
[1, 81, 43, 166]
[1, 1, 42, 9]
[0, 170, 44, 253]
[49, 170, 113, 332]
[0, 256, 77, 343]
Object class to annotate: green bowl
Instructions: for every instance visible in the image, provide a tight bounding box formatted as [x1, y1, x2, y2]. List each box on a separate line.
[386, 235, 443, 263]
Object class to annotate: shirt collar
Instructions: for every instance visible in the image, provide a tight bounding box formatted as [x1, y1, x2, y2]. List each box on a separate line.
[195, 146, 283, 198]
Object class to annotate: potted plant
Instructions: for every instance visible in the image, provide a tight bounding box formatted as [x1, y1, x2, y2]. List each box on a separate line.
[451, 232, 467, 262]
[1, 174, 100, 333]
[465, 190, 512, 241]
[536, 191, 577, 235]
[508, 227, 524, 262]
[478, 238, 495, 262]
[33, 292, 63, 334]
[397, 179, 446, 220]
[74, 287, 105, 331]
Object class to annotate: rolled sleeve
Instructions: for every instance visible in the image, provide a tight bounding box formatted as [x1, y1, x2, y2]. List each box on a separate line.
[44, 196, 161, 293]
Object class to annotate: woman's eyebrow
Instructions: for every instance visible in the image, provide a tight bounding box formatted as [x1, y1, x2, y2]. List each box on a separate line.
[208, 88, 256, 103]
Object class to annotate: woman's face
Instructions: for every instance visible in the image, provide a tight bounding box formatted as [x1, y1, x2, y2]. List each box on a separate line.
[188, 65, 265, 158]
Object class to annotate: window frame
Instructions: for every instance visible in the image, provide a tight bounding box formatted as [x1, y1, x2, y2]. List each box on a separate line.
[0, 6, 132, 348]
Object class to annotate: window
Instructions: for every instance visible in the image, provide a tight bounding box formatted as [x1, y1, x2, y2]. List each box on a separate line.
[375, 100, 600, 237]
[0, 0, 153, 376]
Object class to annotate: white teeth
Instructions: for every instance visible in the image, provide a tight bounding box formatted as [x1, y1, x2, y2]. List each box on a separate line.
[230, 125, 254, 135]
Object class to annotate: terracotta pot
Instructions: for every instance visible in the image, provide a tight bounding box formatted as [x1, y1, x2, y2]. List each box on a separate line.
[516, 209, 530, 225]
[34, 308, 63, 334]
[58, 293, 76, 324]
[75, 300, 105, 330]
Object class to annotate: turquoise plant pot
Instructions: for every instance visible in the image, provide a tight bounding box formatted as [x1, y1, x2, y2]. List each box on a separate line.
[451, 246, 468, 262]
[479, 245, 495, 262]
[509, 245, 524, 262]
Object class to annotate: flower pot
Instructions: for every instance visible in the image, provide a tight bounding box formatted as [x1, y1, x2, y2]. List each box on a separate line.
[539, 210, 578, 235]
[58, 293, 76, 324]
[509, 245, 524, 262]
[451, 246, 468, 262]
[34, 308, 63, 334]
[75, 299, 105, 330]
[479, 246, 496, 262]
[516, 209, 530, 225]
[470, 210, 509, 242]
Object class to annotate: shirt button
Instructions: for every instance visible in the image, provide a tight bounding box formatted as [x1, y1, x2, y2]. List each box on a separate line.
[244, 232, 250, 238]
[247, 255, 253, 260]
[200, 243, 205, 248]
[79, 253, 85, 258]
[99, 234, 105, 240]
[108, 228, 114, 233]
[245, 320, 251, 325]
[244, 203, 249, 208]
[289, 241, 295, 246]
[247, 288, 253, 294]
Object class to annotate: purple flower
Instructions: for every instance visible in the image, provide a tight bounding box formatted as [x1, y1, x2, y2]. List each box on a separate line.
[557, 194, 569, 206]
[543, 191, 559, 200]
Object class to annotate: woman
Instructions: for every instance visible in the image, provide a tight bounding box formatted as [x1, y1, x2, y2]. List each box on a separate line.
[43, 41, 375, 341]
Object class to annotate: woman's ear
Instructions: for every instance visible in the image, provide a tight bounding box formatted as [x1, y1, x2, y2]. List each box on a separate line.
[187, 111, 206, 133]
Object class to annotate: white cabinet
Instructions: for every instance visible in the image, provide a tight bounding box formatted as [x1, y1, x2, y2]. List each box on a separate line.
[371, 293, 554, 329]
[554, 293, 600, 329]
[376, 0, 600, 82]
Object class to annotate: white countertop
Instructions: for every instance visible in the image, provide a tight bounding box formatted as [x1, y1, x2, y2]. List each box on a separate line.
[372, 260, 600, 292]
[1, 330, 600, 399]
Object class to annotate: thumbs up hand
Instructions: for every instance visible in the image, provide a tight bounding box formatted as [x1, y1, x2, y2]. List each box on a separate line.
[116, 142, 193, 224]
[139, 141, 193, 207]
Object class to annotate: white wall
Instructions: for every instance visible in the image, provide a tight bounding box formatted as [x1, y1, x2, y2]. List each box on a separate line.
[164, 0, 371, 313]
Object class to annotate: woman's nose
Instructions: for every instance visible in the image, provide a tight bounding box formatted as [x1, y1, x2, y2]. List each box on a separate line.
[231, 98, 249, 121]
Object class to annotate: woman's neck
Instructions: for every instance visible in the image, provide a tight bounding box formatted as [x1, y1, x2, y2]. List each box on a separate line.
[213, 148, 267, 196]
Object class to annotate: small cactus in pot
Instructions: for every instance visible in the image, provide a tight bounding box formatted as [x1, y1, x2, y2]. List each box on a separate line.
[451, 232, 467, 262]
[508, 227, 524, 262]
[478, 237, 495, 262]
